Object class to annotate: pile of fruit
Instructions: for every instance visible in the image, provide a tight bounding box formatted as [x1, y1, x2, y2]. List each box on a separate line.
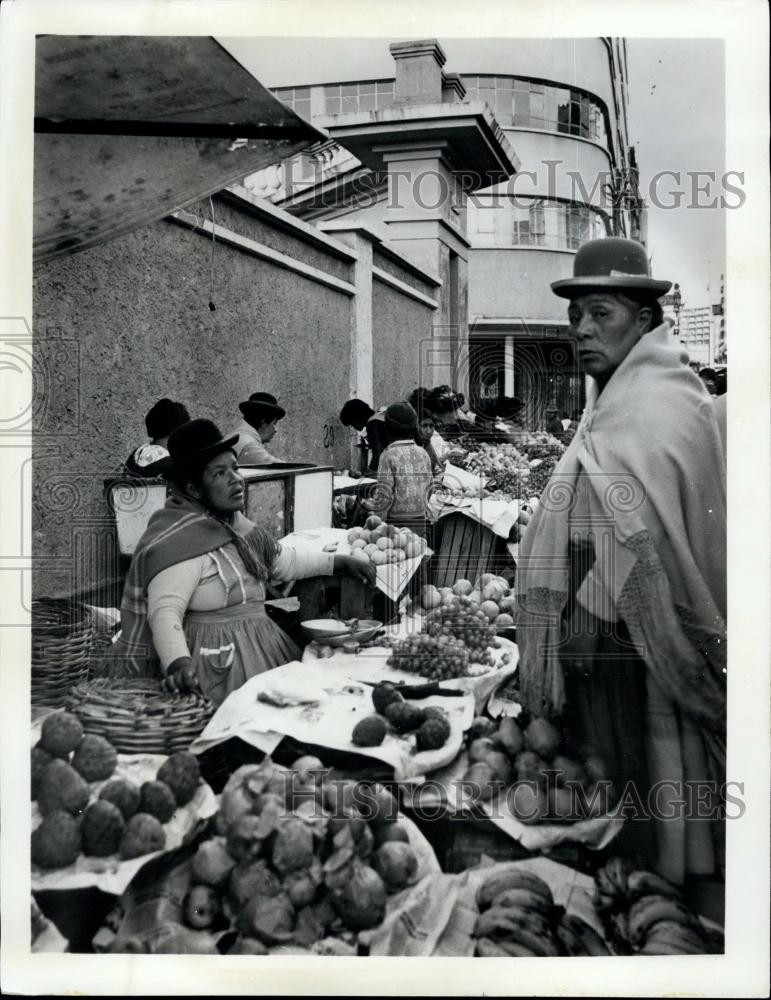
[419, 575, 516, 631]
[31, 710, 201, 869]
[350, 682, 452, 751]
[347, 516, 427, 566]
[434, 484, 517, 504]
[463, 444, 532, 496]
[458, 714, 616, 824]
[592, 857, 723, 956]
[510, 431, 566, 462]
[109, 757, 422, 954]
[473, 867, 610, 957]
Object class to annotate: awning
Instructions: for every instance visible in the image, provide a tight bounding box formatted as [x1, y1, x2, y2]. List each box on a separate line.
[34, 36, 327, 262]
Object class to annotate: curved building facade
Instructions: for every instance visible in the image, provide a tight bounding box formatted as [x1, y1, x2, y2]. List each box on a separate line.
[240, 37, 644, 428]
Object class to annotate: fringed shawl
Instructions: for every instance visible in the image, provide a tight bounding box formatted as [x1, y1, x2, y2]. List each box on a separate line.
[515, 326, 727, 741]
[113, 491, 278, 676]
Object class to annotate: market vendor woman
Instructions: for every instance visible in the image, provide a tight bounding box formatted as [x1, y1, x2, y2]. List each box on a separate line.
[515, 239, 726, 886]
[116, 419, 375, 705]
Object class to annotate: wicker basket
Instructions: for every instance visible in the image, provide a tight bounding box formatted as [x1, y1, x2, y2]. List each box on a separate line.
[31, 599, 94, 710]
[66, 679, 214, 755]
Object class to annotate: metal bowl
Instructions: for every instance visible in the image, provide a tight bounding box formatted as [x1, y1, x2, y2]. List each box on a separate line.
[300, 619, 383, 647]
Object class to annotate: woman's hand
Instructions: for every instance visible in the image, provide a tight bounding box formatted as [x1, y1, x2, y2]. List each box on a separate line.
[163, 656, 200, 694]
[334, 554, 377, 586]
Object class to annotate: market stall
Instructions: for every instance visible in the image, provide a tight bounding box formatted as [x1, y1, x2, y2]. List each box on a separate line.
[30, 431, 724, 957]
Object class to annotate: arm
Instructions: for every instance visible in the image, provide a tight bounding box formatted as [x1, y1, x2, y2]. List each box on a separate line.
[365, 420, 387, 475]
[147, 556, 205, 691]
[270, 541, 376, 587]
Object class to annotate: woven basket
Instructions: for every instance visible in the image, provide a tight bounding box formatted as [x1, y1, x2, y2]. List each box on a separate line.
[31, 599, 94, 710]
[66, 679, 214, 755]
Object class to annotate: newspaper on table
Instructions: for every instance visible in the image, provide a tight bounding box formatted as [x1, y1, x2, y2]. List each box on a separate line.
[31, 753, 217, 895]
[279, 526, 432, 601]
[191, 638, 517, 781]
[362, 856, 603, 956]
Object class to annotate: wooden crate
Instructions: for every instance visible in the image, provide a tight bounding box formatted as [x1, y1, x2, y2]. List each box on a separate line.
[431, 513, 514, 590]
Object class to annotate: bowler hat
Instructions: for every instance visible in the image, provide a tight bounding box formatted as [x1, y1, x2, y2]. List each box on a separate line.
[551, 237, 672, 299]
[163, 419, 238, 479]
[145, 398, 190, 439]
[384, 401, 418, 436]
[239, 391, 286, 424]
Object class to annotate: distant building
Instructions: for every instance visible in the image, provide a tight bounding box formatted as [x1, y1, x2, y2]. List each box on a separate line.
[713, 274, 726, 364]
[680, 306, 716, 367]
[248, 37, 645, 428]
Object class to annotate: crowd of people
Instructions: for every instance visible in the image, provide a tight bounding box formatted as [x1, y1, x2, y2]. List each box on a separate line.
[111, 237, 726, 890]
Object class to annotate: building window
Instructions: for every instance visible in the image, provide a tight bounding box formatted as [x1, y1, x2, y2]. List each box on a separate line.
[272, 86, 311, 120]
[463, 75, 608, 148]
[468, 197, 608, 250]
[322, 80, 395, 115]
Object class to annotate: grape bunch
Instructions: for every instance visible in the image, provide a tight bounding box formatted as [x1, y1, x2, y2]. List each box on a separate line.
[424, 600, 499, 657]
[387, 633, 470, 680]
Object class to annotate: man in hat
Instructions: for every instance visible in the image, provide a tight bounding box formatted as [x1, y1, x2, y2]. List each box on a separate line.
[514, 237, 726, 889]
[231, 392, 286, 465]
[122, 398, 190, 477]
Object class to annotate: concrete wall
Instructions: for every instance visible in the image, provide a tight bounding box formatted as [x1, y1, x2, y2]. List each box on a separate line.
[371, 280, 434, 406]
[32, 194, 436, 598]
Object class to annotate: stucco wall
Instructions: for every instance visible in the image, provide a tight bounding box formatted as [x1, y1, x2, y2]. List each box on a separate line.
[371, 281, 434, 407]
[32, 210, 353, 597]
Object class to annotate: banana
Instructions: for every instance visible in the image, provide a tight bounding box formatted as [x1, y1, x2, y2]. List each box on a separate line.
[477, 868, 554, 911]
[475, 906, 551, 941]
[476, 937, 511, 957]
[555, 921, 587, 956]
[628, 896, 699, 947]
[501, 925, 561, 958]
[592, 889, 618, 914]
[488, 887, 556, 918]
[496, 939, 540, 958]
[609, 912, 632, 952]
[560, 914, 611, 956]
[639, 937, 705, 956]
[594, 865, 625, 902]
[604, 856, 633, 897]
[642, 920, 707, 954]
[627, 870, 681, 901]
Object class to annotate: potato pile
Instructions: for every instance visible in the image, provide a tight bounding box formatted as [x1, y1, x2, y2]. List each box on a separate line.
[347, 516, 428, 566]
[459, 714, 616, 825]
[110, 757, 421, 955]
[31, 711, 201, 869]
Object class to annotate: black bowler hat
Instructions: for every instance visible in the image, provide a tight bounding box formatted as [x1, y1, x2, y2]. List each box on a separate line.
[145, 398, 190, 439]
[162, 419, 238, 479]
[238, 391, 286, 424]
[551, 238, 672, 299]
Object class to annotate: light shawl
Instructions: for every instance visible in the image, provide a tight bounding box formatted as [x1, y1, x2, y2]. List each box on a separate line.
[113, 491, 278, 676]
[515, 325, 727, 743]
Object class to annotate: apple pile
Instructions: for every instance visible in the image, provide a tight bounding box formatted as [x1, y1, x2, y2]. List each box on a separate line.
[460, 714, 616, 825]
[347, 516, 428, 566]
[419, 574, 516, 631]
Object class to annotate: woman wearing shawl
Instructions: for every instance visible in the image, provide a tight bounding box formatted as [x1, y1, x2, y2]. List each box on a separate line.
[116, 419, 375, 706]
[515, 239, 726, 885]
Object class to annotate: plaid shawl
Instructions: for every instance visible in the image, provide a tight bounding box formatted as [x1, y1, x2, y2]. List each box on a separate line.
[113, 491, 278, 676]
[515, 326, 727, 747]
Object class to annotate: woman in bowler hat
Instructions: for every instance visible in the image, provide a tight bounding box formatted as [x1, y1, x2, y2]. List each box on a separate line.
[116, 419, 375, 705]
[231, 391, 286, 465]
[515, 238, 726, 887]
